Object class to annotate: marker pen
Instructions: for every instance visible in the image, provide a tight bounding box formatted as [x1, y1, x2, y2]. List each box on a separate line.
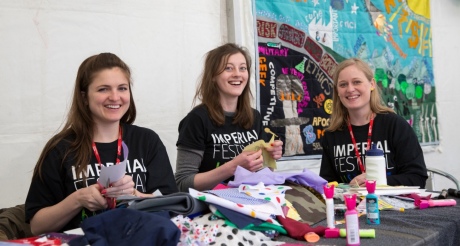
[339, 228, 375, 238]
[417, 199, 457, 209]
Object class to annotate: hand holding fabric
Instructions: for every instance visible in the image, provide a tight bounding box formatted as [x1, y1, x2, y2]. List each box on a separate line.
[243, 128, 283, 169]
[265, 140, 283, 160]
[231, 149, 264, 172]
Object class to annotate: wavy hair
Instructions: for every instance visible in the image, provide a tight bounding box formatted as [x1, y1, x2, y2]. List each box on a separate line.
[193, 43, 254, 129]
[33, 53, 136, 184]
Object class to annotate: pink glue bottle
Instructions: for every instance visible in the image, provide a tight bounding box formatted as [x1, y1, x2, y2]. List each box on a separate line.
[324, 184, 340, 238]
[344, 193, 360, 246]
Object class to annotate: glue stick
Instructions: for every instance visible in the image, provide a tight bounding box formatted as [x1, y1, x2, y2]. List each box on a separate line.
[344, 193, 360, 246]
[324, 184, 340, 238]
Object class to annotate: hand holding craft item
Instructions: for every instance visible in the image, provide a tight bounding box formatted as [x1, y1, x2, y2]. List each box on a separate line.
[243, 128, 278, 169]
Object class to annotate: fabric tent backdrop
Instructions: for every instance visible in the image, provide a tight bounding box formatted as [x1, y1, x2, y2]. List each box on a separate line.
[255, 0, 437, 159]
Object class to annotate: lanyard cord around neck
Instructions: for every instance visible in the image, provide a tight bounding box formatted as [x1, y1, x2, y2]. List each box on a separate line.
[92, 125, 123, 167]
[347, 113, 374, 173]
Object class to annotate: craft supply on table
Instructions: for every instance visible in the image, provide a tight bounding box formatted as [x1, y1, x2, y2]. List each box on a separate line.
[365, 144, 387, 185]
[339, 228, 376, 238]
[438, 189, 448, 199]
[323, 184, 340, 238]
[366, 180, 380, 225]
[304, 232, 320, 243]
[344, 193, 360, 246]
[416, 199, 457, 209]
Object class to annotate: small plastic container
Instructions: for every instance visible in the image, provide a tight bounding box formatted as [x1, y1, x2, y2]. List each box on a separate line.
[344, 193, 360, 246]
[366, 180, 380, 225]
[365, 144, 387, 185]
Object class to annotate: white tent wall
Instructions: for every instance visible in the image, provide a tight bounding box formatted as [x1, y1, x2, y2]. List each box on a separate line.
[1, 0, 459, 208]
[0, 0, 235, 208]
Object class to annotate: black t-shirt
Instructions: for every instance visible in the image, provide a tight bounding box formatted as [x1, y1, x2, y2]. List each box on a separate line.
[320, 113, 428, 188]
[25, 124, 178, 231]
[176, 105, 267, 174]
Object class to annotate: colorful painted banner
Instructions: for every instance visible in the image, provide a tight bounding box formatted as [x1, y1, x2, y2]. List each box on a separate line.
[255, 0, 437, 159]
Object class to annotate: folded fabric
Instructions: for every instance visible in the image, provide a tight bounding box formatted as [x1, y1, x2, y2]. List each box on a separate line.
[238, 182, 291, 217]
[211, 204, 286, 236]
[284, 182, 326, 225]
[243, 139, 277, 169]
[284, 200, 301, 221]
[127, 192, 208, 217]
[276, 215, 327, 240]
[207, 187, 270, 205]
[210, 204, 265, 229]
[69, 209, 180, 246]
[191, 213, 284, 246]
[189, 188, 280, 225]
[228, 166, 327, 194]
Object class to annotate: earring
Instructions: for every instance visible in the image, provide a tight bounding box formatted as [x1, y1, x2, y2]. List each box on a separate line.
[371, 88, 374, 91]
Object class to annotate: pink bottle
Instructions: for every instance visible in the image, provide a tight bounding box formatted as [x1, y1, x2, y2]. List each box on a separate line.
[344, 193, 360, 246]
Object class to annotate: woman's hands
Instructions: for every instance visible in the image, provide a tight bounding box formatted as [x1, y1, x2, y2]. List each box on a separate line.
[102, 175, 136, 197]
[265, 140, 283, 160]
[231, 140, 283, 172]
[30, 175, 136, 235]
[349, 173, 367, 187]
[76, 184, 107, 211]
[232, 149, 264, 172]
[79, 175, 136, 211]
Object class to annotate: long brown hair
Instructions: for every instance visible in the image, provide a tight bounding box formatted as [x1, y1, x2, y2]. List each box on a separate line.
[327, 58, 394, 131]
[193, 43, 254, 129]
[32, 53, 136, 184]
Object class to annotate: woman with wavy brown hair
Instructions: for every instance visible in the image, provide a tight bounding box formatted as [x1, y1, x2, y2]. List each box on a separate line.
[25, 53, 177, 234]
[175, 43, 283, 192]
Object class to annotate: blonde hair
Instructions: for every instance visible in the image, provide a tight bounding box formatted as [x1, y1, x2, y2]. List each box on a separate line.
[327, 58, 394, 131]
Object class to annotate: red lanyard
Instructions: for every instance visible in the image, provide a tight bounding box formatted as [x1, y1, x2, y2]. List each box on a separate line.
[347, 113, 374, 173]
[92, 126, 123, 167]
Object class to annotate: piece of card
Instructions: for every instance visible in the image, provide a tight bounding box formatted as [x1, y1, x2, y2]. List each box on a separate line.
[98, 161, 127, 188]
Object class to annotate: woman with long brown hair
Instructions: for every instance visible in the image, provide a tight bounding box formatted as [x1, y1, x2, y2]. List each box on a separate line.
[175, 43, 283, 192]
[25, 53, 177, 234]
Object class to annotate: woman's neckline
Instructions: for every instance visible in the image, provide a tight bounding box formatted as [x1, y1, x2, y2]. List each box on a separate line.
[224, 111, 236, 117]
[348, 111, 375, 126]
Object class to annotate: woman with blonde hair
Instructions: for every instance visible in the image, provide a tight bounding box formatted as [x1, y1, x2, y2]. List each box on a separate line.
[320, 58, 427, 188]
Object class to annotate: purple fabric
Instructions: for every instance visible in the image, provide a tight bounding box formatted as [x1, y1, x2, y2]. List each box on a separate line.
[207, 188, 269, 205]
[227, 167, 327, 194]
